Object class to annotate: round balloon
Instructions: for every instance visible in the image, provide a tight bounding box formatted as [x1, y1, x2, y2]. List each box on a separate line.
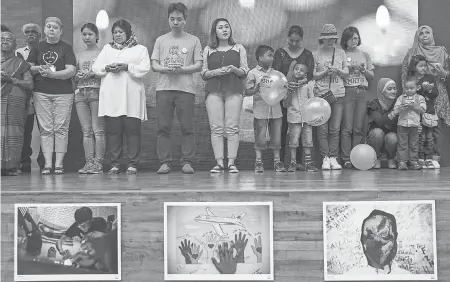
[260, 70, 288, 106]
[302, 97, 331, 126]
[350, 144, 377, 171]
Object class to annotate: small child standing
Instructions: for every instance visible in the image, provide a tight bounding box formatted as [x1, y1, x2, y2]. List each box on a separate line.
[389, 76, 426, 170]
[245, 45, 286, 173]
[284, 61, 318, 172]
[407, 55, 439, 169]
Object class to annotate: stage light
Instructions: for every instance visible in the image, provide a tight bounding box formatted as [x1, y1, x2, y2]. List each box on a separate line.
[376, 5, 390, 30]
[96, 9, 109, 30]
[239, 0, 255, 9]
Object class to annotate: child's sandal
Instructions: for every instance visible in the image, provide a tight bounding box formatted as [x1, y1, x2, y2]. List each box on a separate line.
[54, 167, 65, 175]
[41, 167, 52, 175]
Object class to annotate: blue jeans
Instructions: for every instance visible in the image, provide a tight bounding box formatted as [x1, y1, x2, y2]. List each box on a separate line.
[75, 88, 105, 164]
[288, 123, 313, 148]
[317, 97, 345, 158]
[253, 118, 282, 150]
[341, 87, 368, 161]
[397, 126, 419, 162]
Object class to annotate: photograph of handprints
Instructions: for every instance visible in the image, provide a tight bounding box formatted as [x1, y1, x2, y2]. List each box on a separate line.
[323, 200, 437, 281]
[164, 202, 274, 281]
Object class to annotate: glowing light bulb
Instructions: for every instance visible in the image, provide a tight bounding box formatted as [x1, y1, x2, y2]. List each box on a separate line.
[239, 0, 255, 9]
[376, 5, 390, 30]
[96, 10, 109, 30]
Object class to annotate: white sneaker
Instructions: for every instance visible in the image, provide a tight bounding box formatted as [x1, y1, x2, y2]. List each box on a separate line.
[431, 160, 440, 169]
[387, 159, 397, 169]
[330, 157, 342, 170]
[322, 157, 331, 170]
[373, 159, 381, 169]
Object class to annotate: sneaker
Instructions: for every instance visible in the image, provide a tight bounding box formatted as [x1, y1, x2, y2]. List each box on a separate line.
[388, 159, 397, 169]
[330, 157, 342, 170]
[296, 163, 305, 171]
[373, 159, 381, 169]
[410, 161, 422, 170]
[431, 158, 440, 169]
[108, 166, 120, 174]
[20, 163, 32, 173]
[126, 166, 138, 174]
[322, 157, 331, 170]
[425, 160, 435, 169]
[287, 161, 297, 172]
[343, 161, 353, 169]
[418, 159, 426, 168]
[305, 162, 318, 172]
[274, 161, 286, 172]
[88, 162, 103, 174]
[397, 162, 408, 170]
[78, 162, 91, 174]
[254, 162, 264, 173]
[182, 164, 195, 174]
[210, 165, 224, 173]
[157, 163, 171, 174]
[228, 164, 239, 173]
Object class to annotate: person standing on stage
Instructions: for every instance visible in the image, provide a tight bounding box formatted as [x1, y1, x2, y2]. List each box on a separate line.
[272, 25, 315, 169]
[92, 19, 150, 175]
[27, 17, 77, 175]
[151, 2, 203, 174]
[74, 23, 105, 174]
[202, 18, 249, 173]
[16, 23, 44, 172]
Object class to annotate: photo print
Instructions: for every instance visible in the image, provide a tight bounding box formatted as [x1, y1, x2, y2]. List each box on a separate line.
[14, 203, 121, 281]
[164, 202, 274, 281]
[323, 200, 437, 281]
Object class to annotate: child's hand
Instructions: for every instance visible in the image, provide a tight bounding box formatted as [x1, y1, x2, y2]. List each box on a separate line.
[411, 102, 424, 113]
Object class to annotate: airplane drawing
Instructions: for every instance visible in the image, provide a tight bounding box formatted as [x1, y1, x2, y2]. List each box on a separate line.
[194, 207, 246, 237]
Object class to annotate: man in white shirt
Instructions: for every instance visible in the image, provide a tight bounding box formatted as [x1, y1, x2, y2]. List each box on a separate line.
[16, 23, 44, 172]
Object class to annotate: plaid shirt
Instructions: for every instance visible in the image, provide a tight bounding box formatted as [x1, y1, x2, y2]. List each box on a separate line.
[389, 94, 426, 127]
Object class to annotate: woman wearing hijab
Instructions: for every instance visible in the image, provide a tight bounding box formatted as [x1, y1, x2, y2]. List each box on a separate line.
[366, 78, 399, 169]
[27, 17, 77, 175]
[92, 19, 150, 175]
[1, 30, 34, 176]
[401, 25, 450, 168]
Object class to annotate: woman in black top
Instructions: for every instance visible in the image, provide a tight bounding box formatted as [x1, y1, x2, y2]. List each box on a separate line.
[272, 25, 315, 168]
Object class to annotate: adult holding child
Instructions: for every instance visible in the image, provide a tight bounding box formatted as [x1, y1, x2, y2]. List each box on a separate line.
[201, 18, 249, 173]
[340, 26, 374, 169]
[272, 25, 315, 168]
[152, 2, 203, 175]
[401, 25, 450, 168]
[92, 19, 151, 175]
[313, 24, 349, 170]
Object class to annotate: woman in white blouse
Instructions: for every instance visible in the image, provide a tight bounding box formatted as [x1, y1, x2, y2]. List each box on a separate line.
[92, 19, 150, 175]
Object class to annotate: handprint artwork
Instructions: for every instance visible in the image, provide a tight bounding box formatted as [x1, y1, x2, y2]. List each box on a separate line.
[165, 203, 273, 280]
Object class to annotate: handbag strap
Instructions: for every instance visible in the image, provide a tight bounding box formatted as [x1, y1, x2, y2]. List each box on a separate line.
[328, 48, 336, 90]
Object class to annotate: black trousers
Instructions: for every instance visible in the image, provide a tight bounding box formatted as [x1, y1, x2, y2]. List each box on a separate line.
[21, 113, 45, 168]
[105, 116, 142, 168]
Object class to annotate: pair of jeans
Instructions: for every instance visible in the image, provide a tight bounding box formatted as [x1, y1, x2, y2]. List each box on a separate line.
[317, 97, 345, 158]
[253, 118, 282, 150]
[280, 104, 302, 163]
[432, 118, 445, 160]
[156, 90, 196, 165]
[205, 92, 242, 160]
[105, 116, 141, 167]
[33, 92, 74, 153]
[288, 123, 313, 148]
[75, 88, 106, 164]
[419, 125, 434, 159]
[341, 87, 368, 161]
[397, 125, 419, 162]
[366, 128, 398, 159]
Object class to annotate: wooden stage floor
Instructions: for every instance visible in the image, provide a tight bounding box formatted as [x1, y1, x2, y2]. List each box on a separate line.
[2, 168, 450, 193]
[2, 169, 450, 282]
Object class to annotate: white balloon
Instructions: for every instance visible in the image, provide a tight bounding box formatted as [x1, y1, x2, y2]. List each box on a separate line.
[96, 10, 110, 30]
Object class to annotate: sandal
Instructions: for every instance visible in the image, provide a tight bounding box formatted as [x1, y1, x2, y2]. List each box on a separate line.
[228, 165, 239, 173]
[54, 167, 65, 175]
[41, 167, 52, 175]
[108, 166, 120, 174]
[210, 165, 224, 173]
[126, 166, 137, 175]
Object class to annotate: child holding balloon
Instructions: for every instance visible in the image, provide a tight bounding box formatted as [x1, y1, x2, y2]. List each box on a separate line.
[284, 61, 318, 172]
[245, 45, 286, 173]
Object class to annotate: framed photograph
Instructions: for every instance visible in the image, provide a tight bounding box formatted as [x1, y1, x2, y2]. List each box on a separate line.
[323, 200, 437, 281]
[14, 203, 121, 281]
[164, 202, 274, 281]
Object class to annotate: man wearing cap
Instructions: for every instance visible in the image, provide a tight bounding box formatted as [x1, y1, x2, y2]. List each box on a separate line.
[16, 23, 44, 172]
